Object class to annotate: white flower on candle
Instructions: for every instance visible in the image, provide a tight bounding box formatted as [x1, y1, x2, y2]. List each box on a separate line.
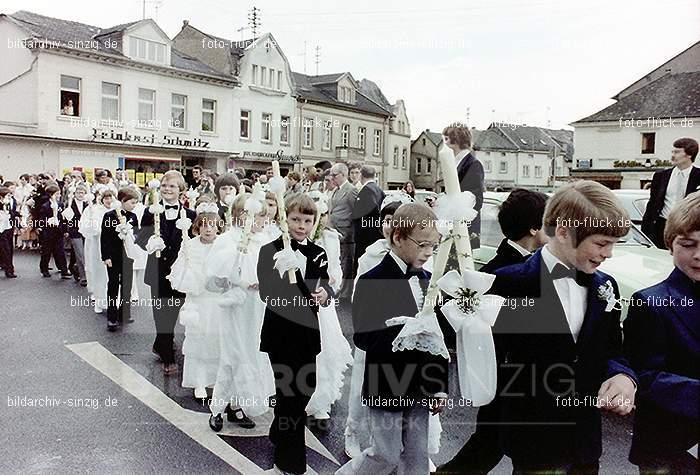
[223, 191, 237, 206]
[186, 187, 200, 202]
[196, 202, 219, 214]
[149, 203, 165, 214]
[268, 176, 286, 194]
[147, 179, 161, 190]
[176, 216, 192, 231]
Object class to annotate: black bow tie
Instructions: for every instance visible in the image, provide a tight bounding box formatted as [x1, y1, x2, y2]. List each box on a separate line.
[290, 239, 307, 251]
[406, 268, 425, 279]
[551, 263, 593, 287]
[165, 204, 179, 210]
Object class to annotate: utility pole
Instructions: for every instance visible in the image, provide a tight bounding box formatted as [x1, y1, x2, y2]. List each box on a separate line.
[314, 45, 321, 75]
[248, 6, 261, 40]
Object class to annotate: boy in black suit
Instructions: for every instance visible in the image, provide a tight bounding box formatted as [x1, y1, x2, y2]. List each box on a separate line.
[37, 184, 70, 279]
[439, 188, 548, 474]
[642, 137, 700, 249]
[65, 183, 90, 286]
[101, 187, 140, 331]
[0, 185, 19, 278]
[257, 193, 334, 475]
[136, 171, 195, 375]
[625, 191, 700, 474]
[337, 203, 449, 475]
[489, 181, 638, 473]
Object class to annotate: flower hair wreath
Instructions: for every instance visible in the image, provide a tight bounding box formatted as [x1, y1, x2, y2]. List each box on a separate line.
[196, 202, 219, 215]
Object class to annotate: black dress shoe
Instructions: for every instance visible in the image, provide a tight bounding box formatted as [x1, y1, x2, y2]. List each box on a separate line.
[41, 271, 51, 278]
[60, 272, 72, 280]
[209, 414, 223, 432]
[5, 273, 17, 278]
[227, 407, 255, 428]
[107, 322, 119, 332]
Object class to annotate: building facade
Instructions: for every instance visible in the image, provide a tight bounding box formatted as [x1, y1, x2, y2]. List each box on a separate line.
[410, 130, 441, 190]
[0, 11, 239, 182]
[571, 41, 700, 189]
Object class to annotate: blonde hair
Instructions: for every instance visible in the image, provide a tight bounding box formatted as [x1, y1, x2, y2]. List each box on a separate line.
[543, 180, 630, 247]
[390, 202, 437, 245]
[442, 124, 472, 149]
[285, 193, 317, 219]
[192, 212, 223, 235]
[161, 170, 186, 191]
[231, 193, 268, 227]
[664, 191, 700, 248]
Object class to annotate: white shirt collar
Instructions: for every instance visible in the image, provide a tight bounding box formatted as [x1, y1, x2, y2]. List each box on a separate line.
[541, 244, 570, 273]
[389, 249, 409, 274]
[455, 149, 471, 167]
[674, 165, 692, 178]
[507, 239, 531, 257]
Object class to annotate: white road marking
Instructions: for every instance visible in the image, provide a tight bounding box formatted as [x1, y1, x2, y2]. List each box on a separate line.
[66, 341, 339, 473]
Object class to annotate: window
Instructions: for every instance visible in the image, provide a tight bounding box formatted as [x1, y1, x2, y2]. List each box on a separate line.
[374, 130, 382, 156]
[393, 147, 399, 167]
[280, 115, 290, 144]
[303, 117, 313, 148]
[341, 124, 349, 147]
[427, 158, 432, 173]
[137, 88, 155, 125]
[499, 161, 508, 174]
[60, 75, 80, 116]
[402, 149, 407, 169]
[260, 66, 267, 86]
[535, 165, 542, 178]
[641, 132, 655, 154]
[500, 152, 506, 157]
[202, 99, 216, 132]
[484, 160, 492, 172]
[528, 153, 534, 158]
[240, 110, 250, 139]
[170, 93, 186, 129]
[358, 127, 366, 150]
[422, 138, 426, 146]
[277, 71, 282, 90]
[522, 165, 530, 177]
[417, 158, 422, 174]
[269, 69, 275, 89]
[261, 112, 271, 142]
[252, 65, 258, 85]
[129, 37, 166, 64]
[101, 82, 120, 122]
[323, 120, 332, 150]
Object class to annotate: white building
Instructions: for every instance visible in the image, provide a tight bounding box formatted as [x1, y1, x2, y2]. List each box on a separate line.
[291, 72, 394, 186]
[571, 41, 700, 189]
[0, 10, 239, 182]
[173, 25, 299, 176]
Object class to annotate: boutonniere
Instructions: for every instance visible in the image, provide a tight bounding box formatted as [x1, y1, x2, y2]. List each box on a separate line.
[597, 280, 622, 312]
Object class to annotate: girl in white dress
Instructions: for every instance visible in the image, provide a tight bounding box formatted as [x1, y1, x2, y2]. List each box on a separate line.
[78, 188, 112, 314]
[206, 193, 276, 432]
[305, 196, 353, 422]
[168, 203, 224, 400]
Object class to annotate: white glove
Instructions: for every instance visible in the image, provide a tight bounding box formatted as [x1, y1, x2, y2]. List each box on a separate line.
[146, 235, 166, 254]
[273, 247, 305, 278]
[115, 222, 134, 241]
[385, 316, 413, 327]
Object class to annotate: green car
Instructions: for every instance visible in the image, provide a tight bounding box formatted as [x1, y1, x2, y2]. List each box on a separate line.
[472, 192, 675, 319]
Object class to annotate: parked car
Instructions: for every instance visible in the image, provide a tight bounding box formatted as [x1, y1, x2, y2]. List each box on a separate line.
[384, 189, 438, 207]
[612, 189, 650, 225]
[472, 191, 674, 318]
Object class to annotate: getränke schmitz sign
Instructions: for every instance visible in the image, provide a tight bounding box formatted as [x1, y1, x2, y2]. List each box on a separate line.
[90, 128, 210, 149]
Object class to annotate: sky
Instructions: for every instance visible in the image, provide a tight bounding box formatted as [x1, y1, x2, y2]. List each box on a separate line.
[3, 0, 699, 137]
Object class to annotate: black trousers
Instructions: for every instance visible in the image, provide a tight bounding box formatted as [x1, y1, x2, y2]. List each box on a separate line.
[39, 230, 67, 273]
[106, 258, 133, 325]
[440, 397, 503, 474]
[0, 229, 14, 275]
[151, 295, 183, 364]
[647, 217, 667, 249]
[268, 351, 316, 474]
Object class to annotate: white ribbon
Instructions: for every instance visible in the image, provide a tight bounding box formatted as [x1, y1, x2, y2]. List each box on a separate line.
[145, 235, 166, 254]
[437, 270, 504, 406]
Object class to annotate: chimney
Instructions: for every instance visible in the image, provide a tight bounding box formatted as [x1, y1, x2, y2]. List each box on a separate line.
[182, 20, 189, 28]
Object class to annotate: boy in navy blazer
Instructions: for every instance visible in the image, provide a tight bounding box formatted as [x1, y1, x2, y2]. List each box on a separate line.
[624, 191, 699, 474]
[489, 181, 637, 473]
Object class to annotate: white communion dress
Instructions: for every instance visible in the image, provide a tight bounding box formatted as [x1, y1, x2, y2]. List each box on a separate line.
[78, 203, 109, 313]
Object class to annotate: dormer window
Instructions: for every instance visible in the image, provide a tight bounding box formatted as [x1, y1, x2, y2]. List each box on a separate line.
[338, 85, 354, 104]
[129, 37, 166, 64]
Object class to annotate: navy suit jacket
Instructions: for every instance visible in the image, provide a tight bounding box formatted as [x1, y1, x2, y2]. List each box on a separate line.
[457, 152, 484, 249]
[353, 253, 451, 411]
[624, 267, 699, 464]
[489, 249, 637, 465]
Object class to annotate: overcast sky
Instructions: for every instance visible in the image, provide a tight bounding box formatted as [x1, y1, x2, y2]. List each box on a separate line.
[4, 0, 699, 136]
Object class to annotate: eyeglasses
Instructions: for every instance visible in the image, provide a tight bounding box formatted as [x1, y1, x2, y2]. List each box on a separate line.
[405, 235, 440, 253]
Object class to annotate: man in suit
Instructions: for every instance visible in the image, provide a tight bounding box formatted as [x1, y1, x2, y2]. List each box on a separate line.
[257, 193, 334, 475]
[625, 192, 699, 474]
[443, 124, 484, 249]
[0, 185, 19, 278]
[438, 188, 549, 474]
[642, 137, 700, 249]
[337, 203, 450, 475]
[37, 184, 71, 279]
[102, 187, 140, 331]
[488, 181, 637, 473]
[351, 165, 386, 271]
[136, 171, 195, 375]
[328, 162, 359, 300]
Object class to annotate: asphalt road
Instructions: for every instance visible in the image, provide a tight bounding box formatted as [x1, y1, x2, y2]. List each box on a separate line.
[0, 251, 639, 474]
